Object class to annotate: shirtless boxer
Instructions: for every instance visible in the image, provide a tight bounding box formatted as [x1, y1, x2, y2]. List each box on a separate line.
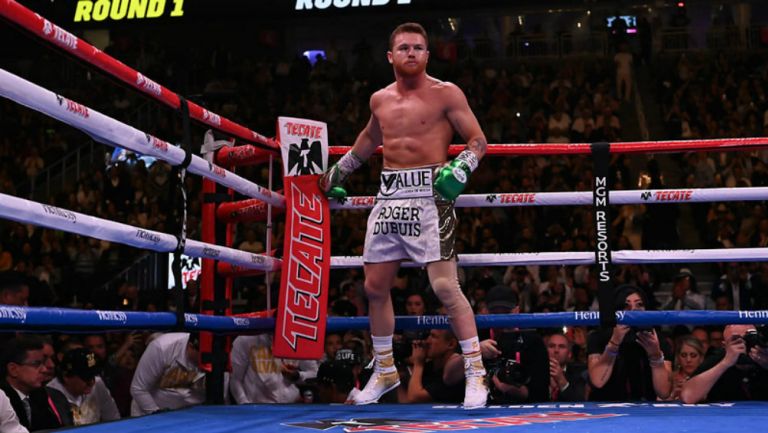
[319, 22, 488, 409]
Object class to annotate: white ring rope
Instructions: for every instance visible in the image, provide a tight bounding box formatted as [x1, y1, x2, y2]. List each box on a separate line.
[0, 68, 284, 207]
[331, 248, 768, 268]
[330, 187, 768, 210]
[0, 192, 280, 272]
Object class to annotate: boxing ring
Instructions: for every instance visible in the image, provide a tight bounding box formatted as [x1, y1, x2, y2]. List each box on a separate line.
[3, 0, 768, 431]
[55, 402, 768, 433]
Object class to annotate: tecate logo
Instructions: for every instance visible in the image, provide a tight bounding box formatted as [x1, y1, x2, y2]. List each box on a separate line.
[281, 183, 325, 350]
[296, 0, 411, 10]
[136, 73, 162, 95]
[42, 20, 78, 50]
[202, 109, 221, 126]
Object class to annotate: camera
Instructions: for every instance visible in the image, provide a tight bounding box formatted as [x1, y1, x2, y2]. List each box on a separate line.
[393, 329, 430, 366]
[737, 326, 768, 365]
[489, 358, 530, 387]
[742, 327, 768, 351]
[317, 349, 362, 391]
[488, 332, 531, 387]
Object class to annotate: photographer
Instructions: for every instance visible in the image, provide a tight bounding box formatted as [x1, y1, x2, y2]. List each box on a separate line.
[681, 324, 768, 403]
[402, 329, 464, 404]
[481, 285, 549, 403]
[316, 349, 363, 403]
[587, 285, 672, 401]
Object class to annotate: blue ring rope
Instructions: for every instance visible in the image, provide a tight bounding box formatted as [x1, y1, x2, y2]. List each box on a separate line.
[2, 306, 767, 333]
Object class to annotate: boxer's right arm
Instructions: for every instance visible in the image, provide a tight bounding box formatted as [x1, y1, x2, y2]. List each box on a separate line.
[319, 95, 383, 198]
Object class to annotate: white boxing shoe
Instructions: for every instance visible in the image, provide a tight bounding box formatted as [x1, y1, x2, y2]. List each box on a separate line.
[353, 352, 400, 405]
[462, 373, 488, 409]
[462, 356, 488, 409]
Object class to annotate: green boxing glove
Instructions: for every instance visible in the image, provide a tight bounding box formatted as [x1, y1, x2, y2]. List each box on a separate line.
[327, 186, 348, 199]
[319, 151, 363, 199]
[434, 150, 479, 201]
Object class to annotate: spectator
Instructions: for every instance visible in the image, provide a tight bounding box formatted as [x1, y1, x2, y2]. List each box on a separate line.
[614, 43, 633, 102]
[691, 327, 713, 356]
[0, 242, 12, 272]
[546, 333, 588, 401]
[546, 104, 571, 143]
[401, 329, 464, 404]
[46, 348, 120, 425]
[587, 285, 672, 401]
[668, 336, 705, 401]
[711, 263, 752, 310]
[129, 333, 204, 416]
[661, 268, 709, 310]
[237, 228, 264, 254]
[681, 325, 768, 403]
[316, 348, 363, 403]
[323, 333, 343, 362]
[229, 334, 318, 404]
[405, 292, 427, 316]
[0, 336, 73, 431]
[481, 285, 549, 403]
[38, 338, 55, 385]
[0, 271, 29, 306]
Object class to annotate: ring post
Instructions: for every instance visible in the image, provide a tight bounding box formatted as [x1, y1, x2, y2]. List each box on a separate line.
[591, 142, 616, 328]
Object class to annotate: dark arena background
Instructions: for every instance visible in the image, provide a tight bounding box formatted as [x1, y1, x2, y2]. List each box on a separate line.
[2, 0, 768, 432]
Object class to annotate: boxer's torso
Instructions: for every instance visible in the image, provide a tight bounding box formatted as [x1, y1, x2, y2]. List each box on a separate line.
[372, 76, 455, 169]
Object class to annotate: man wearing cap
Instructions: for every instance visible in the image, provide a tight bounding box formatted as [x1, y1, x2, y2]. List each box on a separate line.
[479, 285, 549, 403]
[661, 268, 709, 311]
[46, 348, 120, 426]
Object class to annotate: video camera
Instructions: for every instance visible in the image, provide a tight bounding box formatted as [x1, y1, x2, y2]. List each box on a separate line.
[392, 329, 430, 366]
[487, 332, 531, 388]
[317, 348, 362, 391]
[737, 325, 768, 365]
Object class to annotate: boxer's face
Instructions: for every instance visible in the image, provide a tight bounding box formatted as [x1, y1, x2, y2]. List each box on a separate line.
[388, 32, 428, 77]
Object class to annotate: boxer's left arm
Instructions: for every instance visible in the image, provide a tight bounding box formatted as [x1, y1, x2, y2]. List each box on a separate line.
[435, 83, 487, 201]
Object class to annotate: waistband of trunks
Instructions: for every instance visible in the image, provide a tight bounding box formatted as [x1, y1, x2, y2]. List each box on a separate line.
[377, 165, 440, 200]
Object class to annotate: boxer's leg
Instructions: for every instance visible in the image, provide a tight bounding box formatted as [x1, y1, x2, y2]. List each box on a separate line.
[427, 259, 487, 409]
[364, 261, 400, 336]
[352, 261, 401, 404]
[426, 259, 476, 340]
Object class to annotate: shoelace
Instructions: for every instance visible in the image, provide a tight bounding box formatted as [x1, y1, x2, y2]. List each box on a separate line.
[464, 358, 486, 378]
[466, 375, 486, 393]
[367, 357, 395, 375]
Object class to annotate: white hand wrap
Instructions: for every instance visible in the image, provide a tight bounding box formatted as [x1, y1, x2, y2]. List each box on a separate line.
[456, 150, 479, 172]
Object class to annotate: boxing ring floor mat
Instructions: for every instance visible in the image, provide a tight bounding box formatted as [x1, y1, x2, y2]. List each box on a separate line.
[63, 402, 768, 433]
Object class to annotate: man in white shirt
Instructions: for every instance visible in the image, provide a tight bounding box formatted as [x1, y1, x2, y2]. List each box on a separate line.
[0, 391, 28, 433]
[547, 107, 572, 144]
[130, 333, 205, 416]
[614, 43, 633, 101]
[46, 348, 120, 425]
[229, 334, 318, 403]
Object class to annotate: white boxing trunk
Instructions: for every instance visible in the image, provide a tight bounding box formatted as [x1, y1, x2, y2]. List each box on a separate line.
[363, 166, 456, 264]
